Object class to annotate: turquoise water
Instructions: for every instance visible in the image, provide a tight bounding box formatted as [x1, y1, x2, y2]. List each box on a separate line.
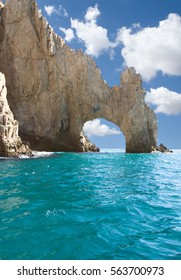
[0, 150, 181, 260]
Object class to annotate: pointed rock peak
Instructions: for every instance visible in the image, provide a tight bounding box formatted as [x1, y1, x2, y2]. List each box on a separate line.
[121, 67, 142, 86]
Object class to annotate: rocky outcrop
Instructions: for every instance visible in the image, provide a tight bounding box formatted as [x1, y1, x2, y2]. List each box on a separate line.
[151, 144, 173, 153]
[80, 132, 100, 152]
[0, 72, 32, 157]
[0, 0, 157, 153]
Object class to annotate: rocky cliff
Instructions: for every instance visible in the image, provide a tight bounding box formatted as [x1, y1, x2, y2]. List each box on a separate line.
[0, 72, 31, 157]
[0, 0, 157, 153]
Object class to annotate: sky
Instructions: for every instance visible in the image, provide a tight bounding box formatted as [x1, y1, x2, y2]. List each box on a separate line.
[36, 0, 181, 149]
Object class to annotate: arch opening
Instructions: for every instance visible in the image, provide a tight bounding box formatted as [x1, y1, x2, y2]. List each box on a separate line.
[83, 118, 125, 151]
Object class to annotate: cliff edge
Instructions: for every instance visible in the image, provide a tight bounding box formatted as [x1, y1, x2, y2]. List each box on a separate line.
[0, 0, 157, 153]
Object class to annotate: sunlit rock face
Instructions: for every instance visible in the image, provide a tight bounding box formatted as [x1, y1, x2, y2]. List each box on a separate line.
[0, 72, 31, 157]
[0, 0, 157, 153]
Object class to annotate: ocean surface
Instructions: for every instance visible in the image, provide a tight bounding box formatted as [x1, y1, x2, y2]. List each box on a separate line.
[0, 149, 181, 260]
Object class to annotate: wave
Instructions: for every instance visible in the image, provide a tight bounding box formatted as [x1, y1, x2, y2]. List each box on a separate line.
[0, 151, 55, 160]
[32, 151, 55, 158]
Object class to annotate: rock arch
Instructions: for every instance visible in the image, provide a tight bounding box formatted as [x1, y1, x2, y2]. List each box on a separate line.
[0, 0, 157, 153]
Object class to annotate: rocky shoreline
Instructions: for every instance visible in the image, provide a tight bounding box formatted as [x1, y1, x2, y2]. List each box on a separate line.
[151, 143, 173, 153]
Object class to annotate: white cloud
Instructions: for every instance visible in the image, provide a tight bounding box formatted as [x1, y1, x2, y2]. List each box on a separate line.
[145, 87, 181, 115]
[47, 5, 181, 82]
[44, 5, 55, 17]
[116, 13, 181, 80]
[44, 5, 68, 17]
[59, 27, 75, 42]
[132, 23, 141, 29]
[60, 5, 68, 17]
[84, 4, 100, 22]
[83, 119, 121, 137]
[70, 5, 113, 57]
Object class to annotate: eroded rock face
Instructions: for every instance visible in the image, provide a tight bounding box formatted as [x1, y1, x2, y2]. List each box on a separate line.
[0, 0, 157, 153]
[80, 132, 100, 152]
[0, 72, 32, 157]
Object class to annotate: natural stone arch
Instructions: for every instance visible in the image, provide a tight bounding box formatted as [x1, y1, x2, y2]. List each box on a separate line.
[75, 66, 157, 153]
[0, 0, 157, 153]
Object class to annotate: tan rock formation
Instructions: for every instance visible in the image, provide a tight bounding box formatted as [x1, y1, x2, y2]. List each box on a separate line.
[0, 0, 157, 153]
[80, 132, 100, 152]
[0, 72, 32, 157]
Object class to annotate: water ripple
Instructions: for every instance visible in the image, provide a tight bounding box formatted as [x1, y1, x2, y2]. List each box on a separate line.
[0, 150, 181, 259]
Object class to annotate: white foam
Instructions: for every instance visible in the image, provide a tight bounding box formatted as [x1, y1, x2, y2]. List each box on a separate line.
[19, 151, 54, 159]
[32, 151, 54, 158]
[19, 154, 31, 159]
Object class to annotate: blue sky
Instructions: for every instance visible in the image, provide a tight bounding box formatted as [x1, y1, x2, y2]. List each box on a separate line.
[37, 0, 181, 149]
